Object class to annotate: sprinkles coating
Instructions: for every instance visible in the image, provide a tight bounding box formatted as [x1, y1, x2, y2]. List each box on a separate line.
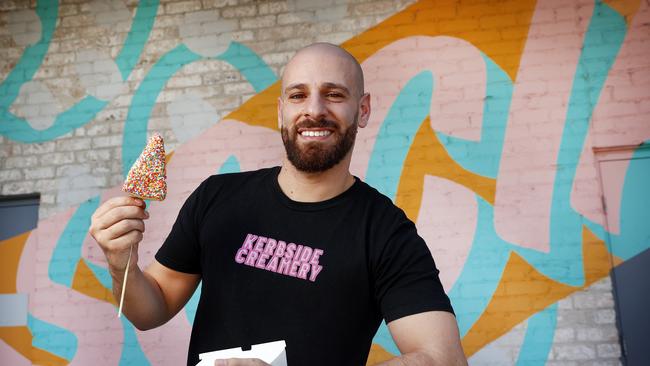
[122, 134, 167, 201]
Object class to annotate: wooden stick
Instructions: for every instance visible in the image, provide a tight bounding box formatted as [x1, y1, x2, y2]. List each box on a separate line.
[118, 243, 133, 318]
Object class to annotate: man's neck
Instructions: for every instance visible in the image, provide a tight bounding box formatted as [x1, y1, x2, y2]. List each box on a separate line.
[277, 158, 355, 203]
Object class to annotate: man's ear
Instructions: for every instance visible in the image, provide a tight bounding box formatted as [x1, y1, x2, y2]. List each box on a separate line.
[277, 97, 283, 129]
[358, 93, 371, 128]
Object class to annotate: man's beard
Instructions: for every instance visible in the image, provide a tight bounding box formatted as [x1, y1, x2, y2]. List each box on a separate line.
[281, 116, 358, 173]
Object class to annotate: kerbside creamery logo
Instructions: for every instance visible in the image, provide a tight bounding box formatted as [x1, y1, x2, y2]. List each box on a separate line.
[234, 233, 324, 282]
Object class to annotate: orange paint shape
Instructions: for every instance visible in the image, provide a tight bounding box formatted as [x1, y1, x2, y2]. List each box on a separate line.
[0, 231, 30, 293]
[396, 117, 496, 222]
[462, 226, 621, 357]
[227, 0, 536, 129]
[225, 83, 281, 131]
[345, 0, 536, 80]
[366, 343, 396, 365]
[0, 327, 69, 366]
[603, 0, 642, 24]
[71, 259, 117, 306]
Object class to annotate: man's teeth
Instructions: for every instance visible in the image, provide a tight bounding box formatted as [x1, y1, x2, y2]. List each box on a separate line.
[301, 130, 331, 137]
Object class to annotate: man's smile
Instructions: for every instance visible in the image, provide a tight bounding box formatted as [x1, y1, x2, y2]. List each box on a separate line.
[297, 128, 334, 140]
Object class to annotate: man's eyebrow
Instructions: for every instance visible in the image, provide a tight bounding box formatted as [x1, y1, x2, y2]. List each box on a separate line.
[283, 82, 351, 95]
[321, 82, 350, 94]
[284, 83, 306, 93]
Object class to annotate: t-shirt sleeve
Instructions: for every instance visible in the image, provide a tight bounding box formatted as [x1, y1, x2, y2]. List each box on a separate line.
[373, 214, 454, 323]
[155, 181, 205, 274]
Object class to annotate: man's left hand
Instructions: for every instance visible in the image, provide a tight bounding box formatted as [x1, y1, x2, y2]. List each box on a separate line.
[213, 358, 270, 366]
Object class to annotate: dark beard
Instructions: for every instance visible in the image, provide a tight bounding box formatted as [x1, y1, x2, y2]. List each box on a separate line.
[281, 117, 358, 173]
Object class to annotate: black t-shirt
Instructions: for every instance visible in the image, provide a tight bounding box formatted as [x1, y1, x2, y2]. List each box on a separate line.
[156, 167, 453, 366]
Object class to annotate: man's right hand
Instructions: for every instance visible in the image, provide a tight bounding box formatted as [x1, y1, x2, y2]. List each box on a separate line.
[88, 196, 199, 330]
[89, 196, 149, 277]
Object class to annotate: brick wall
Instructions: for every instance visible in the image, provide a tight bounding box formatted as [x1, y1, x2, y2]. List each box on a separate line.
[0, 0, 412, 219]
[2, 0, 649, 365]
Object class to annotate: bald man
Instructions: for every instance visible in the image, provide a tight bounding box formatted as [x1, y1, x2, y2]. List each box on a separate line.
[90, 43, 467, 366]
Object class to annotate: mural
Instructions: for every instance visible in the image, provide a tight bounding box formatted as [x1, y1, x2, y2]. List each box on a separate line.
[1, 0, 649, 365]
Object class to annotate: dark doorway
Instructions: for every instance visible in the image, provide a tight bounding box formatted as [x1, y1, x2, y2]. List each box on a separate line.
[596, 144, 650, 366]
[0, 193, 40, 240]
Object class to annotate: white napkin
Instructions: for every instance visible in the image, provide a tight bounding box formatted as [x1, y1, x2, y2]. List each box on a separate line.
[196, 340, 287, 366]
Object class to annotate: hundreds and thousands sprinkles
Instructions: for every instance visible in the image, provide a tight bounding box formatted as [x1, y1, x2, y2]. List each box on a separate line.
[122, 134, 167, 201]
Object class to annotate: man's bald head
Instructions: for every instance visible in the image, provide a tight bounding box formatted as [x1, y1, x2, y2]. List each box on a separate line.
[281, 43, 365, 98]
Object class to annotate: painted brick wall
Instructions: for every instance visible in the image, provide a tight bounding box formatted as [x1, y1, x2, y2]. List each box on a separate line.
[1, 0, 648, 365]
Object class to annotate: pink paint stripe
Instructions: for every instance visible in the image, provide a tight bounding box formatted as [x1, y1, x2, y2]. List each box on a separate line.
[570, 135, 607, 229]
[416, 175, 476, 292]
[495, 0, 594, 252]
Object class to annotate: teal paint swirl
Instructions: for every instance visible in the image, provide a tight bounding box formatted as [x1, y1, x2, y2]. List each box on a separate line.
[450, 197, 512, 336]
[0, 0, 62, 142]
[121, 43, 202, 177]
[515, 303, 558, 366]
[0, 0, 57, 107]
[49, 197, 100, 287]
[435, 54, 513, 178]
[217, 155, 241, 174]
[28, 313, 78, 361]
[122, 41, 276, 177]
[1, 96, 108, 143]
[365, 71, 434, 201]
[116, 0, 159, 81]
[119, 317, 152, 365]
[1, 0, 158, 143]
[217, 42, 277, 92]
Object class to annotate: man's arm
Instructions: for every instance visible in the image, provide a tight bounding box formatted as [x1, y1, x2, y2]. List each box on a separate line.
[120, 260, 200, 330]
[90, 196, 200, 330]
[377, 311, 467, 366]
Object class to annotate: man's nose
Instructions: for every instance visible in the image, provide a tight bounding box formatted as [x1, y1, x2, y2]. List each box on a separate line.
[304, 94, 326, 119]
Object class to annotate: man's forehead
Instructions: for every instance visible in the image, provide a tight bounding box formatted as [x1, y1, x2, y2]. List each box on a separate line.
[281, 43, 364, 95]
[283, 53, 354, 83]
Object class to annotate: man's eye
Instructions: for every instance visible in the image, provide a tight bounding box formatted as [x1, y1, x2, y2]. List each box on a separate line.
[326, 92, 344, 98]
[289, 93, 305, 99]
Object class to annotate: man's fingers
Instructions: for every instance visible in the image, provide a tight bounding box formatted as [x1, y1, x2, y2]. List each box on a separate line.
[93, 196, 145, 220]
[88, 197, 148, 273]
[95, 205, 149, 231]
[106, 219, 145, 240]
[108, 230, 144, 252]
